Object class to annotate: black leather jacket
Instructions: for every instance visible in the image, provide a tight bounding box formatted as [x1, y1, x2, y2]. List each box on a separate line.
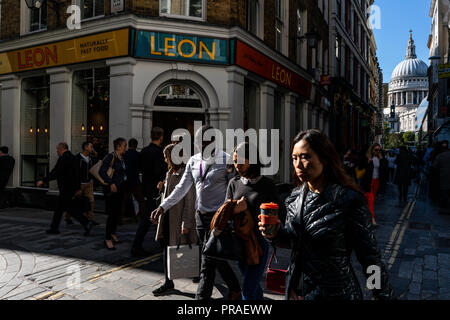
[272, 183, 393, 300]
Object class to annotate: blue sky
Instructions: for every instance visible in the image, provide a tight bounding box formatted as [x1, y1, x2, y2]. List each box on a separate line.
[373, 0, 432, 83]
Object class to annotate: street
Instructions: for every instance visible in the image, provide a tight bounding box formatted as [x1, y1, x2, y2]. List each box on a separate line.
[0, 178, 449, 300]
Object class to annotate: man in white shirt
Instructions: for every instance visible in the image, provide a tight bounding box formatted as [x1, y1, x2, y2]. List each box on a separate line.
[151, 125, 241, 300]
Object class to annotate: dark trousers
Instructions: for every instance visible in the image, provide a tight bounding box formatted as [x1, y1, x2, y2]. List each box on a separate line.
[132, 196, 157, 249]
[237, 236, 269, 300]
[398, 183, 409, 202]
[122, 183, 146, 218]
[388, 168, 395, 183]
[195, 211, 241, 300]
[104, 190, 124, 240]
[50, 193, 89, 231]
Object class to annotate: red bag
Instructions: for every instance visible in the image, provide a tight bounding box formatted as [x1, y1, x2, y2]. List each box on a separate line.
[265, 250, 287, 295]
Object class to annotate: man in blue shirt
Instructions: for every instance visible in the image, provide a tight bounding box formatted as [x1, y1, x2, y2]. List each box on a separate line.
[151, 125, 241, 300]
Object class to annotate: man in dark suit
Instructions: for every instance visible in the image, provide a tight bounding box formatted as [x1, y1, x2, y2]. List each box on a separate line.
[0, 146, 15, 208]
[37, 142, 93, 235]
[131, 128, 167, 257]
[122, 138, 146, 221]
[0, 146, 15, 190]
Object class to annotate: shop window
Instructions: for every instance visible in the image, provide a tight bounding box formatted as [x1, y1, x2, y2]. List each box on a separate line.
[79, 0, 104, 20]
[246, 0, 259, 36]
[160, 0, 204, 20]
[71, 67, 110, 177]
[27, 0, 47, 33]
[244, 80, 260, 131]
[154, 85, 202, 108]
[20, 76, 50, 187]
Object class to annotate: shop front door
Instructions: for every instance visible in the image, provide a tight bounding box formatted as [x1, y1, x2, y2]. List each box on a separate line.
[152, 112, 205, 148]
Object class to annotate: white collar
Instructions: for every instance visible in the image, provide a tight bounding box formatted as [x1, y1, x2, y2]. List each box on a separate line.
[240, 176, 262, 185]
[80, 153, 90, 162]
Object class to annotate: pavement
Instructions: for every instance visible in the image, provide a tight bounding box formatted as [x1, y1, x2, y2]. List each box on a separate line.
[0, 176, 449, 300]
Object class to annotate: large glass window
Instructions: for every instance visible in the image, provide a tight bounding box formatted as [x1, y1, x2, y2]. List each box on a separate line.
[71, 68, 110, 167]
[160, 0, 204, 19]
[28, 1, 47, 32]
[246, 0, 259, 36]
[80, 0, 104, 20]
[20, 76, 50, 187]
[275, 0, 284, 52]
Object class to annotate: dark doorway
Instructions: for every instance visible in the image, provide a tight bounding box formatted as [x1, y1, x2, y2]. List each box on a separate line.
[152, 112, 206, 148]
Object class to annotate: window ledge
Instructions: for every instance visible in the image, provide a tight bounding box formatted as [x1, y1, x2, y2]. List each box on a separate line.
[24, 28, 48, 36]
[159, 13, 205, 22]
[81, 15, 105, 23]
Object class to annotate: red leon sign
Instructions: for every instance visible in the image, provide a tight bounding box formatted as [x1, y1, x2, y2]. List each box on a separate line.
[235, 40, 311, 98]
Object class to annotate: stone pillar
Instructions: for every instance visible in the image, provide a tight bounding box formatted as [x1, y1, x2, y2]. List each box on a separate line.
[142, 109, 152, 147]
[107, 57, 136, 152]
[319, 110, 324, 129]
[47, 67, 72, 192]
[283, 93, 297, 182]
[226, 66, 247, 129]
[0, 75, 21, 187]
[301, 102, 309, 131]
[130, 104, 145, 150]
[260, 81, 276, 130]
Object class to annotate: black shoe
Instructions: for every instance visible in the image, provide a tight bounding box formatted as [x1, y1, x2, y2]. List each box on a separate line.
[91, 220, 100, 226]
[65, 218, 74, 225]
[46, 229, 60, 235]
[84, 221, 94, 236]
[152, 282, 174, 296]
[131, 247, 151, 257]
[192, 277, 200, 283]
[104, 240, 116, 251]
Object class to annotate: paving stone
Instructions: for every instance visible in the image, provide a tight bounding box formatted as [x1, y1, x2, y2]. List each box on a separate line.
[406, 293, 420, 300]
[408, 282, 421, 295]
[422, 280, 438, 291]
[398, 261, 414, 279]
[403, 248, 416, 256]
[421, 290, 438, 300]
[412, 271, 422, 283]
[5, 287, 47, 300]
[423, 270, 438, 280]
[424, 255, 438, 271]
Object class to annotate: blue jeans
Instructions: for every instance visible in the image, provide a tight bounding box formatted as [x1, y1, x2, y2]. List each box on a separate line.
[237, 236, 270, 300]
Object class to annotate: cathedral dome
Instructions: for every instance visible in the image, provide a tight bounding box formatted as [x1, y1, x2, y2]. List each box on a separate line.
[390, 31, 428, 81]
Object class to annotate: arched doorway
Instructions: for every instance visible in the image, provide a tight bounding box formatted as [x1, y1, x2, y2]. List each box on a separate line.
[152, 83, 205, 146]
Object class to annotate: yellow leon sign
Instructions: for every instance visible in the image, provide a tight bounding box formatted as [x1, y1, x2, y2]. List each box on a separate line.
[0, 28, 129, 75]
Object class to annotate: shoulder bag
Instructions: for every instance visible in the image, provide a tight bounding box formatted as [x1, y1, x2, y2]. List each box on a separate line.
[89, 153, 115, 186]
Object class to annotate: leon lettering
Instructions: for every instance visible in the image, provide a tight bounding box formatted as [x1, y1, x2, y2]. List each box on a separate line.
[18, 46, 57, 69]
[271, 64, 292, 86]
[150, 35, 216, 60]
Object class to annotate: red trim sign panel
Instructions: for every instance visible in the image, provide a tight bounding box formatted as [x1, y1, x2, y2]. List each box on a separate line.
[235, 40, 311, 98]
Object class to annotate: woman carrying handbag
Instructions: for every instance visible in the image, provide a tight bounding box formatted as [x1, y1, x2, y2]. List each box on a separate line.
[226, 142, 283, 300]
[152, 143, 197, 296]
[99, 137, 128, 250]
[259, 130, 393, 300]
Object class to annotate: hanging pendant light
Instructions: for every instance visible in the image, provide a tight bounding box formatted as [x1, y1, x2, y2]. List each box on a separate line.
[44, 128, 48, 133]
[29, 126, 33, 133]
[100, 125, 103, 131]
[81, 124, 85, 131]
[91, 125, 94, 131]
[37, 128, 40, 133]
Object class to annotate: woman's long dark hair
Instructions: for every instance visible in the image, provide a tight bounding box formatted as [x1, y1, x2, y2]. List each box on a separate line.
[233, 142, 262, 179]
[291, 129, 362, 194]
[164, 143, 185, 172]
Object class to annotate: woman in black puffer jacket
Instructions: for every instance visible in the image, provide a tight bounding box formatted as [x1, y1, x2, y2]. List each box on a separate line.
[259, 130, 393, 300]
